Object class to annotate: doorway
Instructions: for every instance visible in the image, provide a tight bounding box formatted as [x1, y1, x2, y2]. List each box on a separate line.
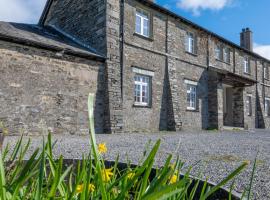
[223, 85, 234, 126]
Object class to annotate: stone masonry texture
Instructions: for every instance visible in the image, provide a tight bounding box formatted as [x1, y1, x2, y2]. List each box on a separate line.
[0, 40, 105, 135]
[0, 0, 270, 134]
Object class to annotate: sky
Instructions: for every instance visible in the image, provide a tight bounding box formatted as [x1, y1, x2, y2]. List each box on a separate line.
[0, 0, 269, 59]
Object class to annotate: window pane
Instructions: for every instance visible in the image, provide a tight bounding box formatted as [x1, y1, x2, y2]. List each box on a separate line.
[136, 14, 141, 34]
[143, 18, 149, 37]
[187, 84, 196, 109]
[134, 74, 150, 105]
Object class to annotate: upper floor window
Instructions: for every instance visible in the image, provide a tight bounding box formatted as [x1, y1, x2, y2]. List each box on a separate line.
[224, 47, 230, 63]
[135, 8, 150, 37]
[215, 44, 223, 60]
[265, 98, 270, 116]
[185, 32, 196, 54]
[243, 57, 250, 74]
[134, 74, 151, 106]
[185, 80, 197, 110]
[246, 95, 252, 116]
[264, 66, 269, 80]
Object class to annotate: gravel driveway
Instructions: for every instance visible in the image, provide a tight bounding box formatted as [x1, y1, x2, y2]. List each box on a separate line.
[4, 130, 270, 199]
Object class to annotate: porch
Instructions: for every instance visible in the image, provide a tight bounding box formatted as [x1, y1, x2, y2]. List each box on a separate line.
[207, 67, 257, 130]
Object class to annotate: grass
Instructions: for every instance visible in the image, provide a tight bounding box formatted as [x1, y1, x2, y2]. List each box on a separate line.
[0, 93, 255, 199]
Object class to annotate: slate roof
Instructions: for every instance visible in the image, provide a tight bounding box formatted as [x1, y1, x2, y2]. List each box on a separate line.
[0, 21, 105, 61]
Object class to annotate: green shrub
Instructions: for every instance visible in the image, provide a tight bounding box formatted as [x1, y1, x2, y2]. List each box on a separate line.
[0, 94, 252, 199]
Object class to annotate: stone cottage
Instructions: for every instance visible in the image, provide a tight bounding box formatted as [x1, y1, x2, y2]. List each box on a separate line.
[0, 0, 269, 135]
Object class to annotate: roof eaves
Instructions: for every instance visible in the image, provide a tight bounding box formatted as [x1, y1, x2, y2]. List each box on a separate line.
[38, 0, 54, 26]
[0, 32, 106, 62]
[137, 0, 270, 63]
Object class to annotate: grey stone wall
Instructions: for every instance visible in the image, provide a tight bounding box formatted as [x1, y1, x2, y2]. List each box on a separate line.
[7, 0, 269, 133]
[44, 0, 107, 55]
[45, 0, 124, 133]
[122, 46, 167, 132]
[0, 40, 105, 135]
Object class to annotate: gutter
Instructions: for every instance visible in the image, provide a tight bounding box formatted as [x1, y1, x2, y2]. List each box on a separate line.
[0, 33, 106, 62]
[136, 0, 270, 64]
[120, 0, 125, 99]
[38, 0, 54, 26]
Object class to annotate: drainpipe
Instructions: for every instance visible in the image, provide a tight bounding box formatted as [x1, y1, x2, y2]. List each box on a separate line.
[120, 0, 125, 100]
[255, 60, 258, 128]
[233, 49, 236, 74]
[207, 35, 210, 67]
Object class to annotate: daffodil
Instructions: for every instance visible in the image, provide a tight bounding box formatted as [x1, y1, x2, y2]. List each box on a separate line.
[76, 184, 84, 193]
[88, 183, 95, 192]
[127, 172, 135, 180]
[76, 183, 95, 193]
[98, 143, 107, 154]
[169, 174, 178, 184]
[102, 168, 114, 182]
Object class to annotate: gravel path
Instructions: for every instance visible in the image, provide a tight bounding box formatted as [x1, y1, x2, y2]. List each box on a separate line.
[4, 130, 270, 199]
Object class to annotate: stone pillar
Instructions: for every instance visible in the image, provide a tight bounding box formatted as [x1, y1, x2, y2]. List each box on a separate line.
[167, 58, 182, 131]
[233, 87, 244, 127]
[217, 82, 224, 130]
[208, 71, 224, 130]
[103, 0, 123, 133]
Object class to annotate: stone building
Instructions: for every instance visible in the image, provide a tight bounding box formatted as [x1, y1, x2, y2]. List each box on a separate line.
[0, 0, 269, 134]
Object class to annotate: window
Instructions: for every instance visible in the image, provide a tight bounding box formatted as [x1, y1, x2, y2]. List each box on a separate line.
[224, 47, 230, 63]
[135, 8, 150, 37]
[134, 74, 150, 106]
[185, 32, 196, 54]
[243, 57, 250, 74]
[265, 98, 270, 116]
[246, 96, 252, 116]
[264, 66, 269, 80]
[186, 83, 197, 110]
[215, 44, 223, 60]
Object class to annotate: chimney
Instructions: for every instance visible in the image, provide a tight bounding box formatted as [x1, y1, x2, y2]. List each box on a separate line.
[240, 28, 253, 51]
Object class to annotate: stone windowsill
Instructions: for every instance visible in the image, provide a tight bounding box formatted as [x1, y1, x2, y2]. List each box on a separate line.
[134, 33, 153, 41]
[215, 58, 231, 65]
[185, 51, 198, 57]
[133, 104, 152, 108]
[186, 108, 199, 112]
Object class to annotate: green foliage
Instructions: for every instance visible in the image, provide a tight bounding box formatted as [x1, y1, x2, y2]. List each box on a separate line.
[0, 93, 252, 199]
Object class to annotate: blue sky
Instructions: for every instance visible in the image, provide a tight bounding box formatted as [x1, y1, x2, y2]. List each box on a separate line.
[0, 0, 269, 59]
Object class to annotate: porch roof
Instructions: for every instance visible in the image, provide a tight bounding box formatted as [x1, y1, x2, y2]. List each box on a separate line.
[207, 66, 257, 87]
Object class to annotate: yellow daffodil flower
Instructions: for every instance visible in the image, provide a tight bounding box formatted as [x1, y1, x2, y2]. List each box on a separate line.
[88, 183, 95, 192]
[102, 168, 114, 182]
[98, 143, 107, 154]
[169, 174, 178, 184]
[76, 184, 84, 193]
[76, 183, 95, 193]
[127, 172, 135, 180]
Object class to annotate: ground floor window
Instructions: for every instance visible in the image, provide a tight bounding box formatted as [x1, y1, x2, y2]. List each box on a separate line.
[265, 98, 270, 116]
[185, 80, 197, 110]
[134, 74, 151, 106]
[246, 95, 252, 116]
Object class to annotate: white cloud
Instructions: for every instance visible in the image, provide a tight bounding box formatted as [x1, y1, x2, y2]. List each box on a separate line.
[0, 0, 47, 23]
[254, 44, 270, 60]
[177, 0, 232, 16]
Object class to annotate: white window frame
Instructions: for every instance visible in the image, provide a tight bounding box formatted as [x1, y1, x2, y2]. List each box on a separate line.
[215, 44, 223, 60]
[246, 95, 252, 116]
[186, 32, 195, 54]
[185, 80, 197, 110]
[224, 47, 230, 63]
[134, 74, 151, 106]
[135, 8, 150, 38]
[244, 57, 250, 74]
[265, 98, 270, 117]
[264, 66, 269, 80]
